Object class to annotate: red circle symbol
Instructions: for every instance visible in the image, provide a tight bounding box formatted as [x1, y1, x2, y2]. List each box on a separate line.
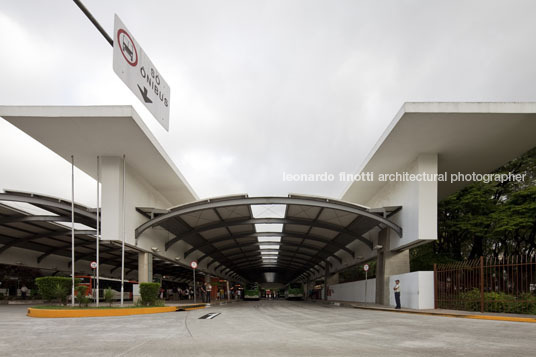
[190, 261, 198, 269]
[117, 29, 138, 67]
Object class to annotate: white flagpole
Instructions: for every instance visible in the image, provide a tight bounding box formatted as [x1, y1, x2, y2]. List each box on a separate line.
[120, 155, 126, 306]
[96, 156, 100, 307]
[71, 155, 75, 307]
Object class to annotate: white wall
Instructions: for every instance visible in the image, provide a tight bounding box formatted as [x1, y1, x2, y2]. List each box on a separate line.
[328, 278, 376, 303]
[327, 271, 434, 309]
[389, 271, 434, 309]
[364, 154, 438, 251]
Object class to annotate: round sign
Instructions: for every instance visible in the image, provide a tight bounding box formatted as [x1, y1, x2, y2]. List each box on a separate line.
[117, 29, 138, 67]
[90, 261, 97, 269]
[190, 261, 198, 269]
[363, 264, 369, 272]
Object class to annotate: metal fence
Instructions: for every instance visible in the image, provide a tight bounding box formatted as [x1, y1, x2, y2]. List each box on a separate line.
[434, 256, 536, 314]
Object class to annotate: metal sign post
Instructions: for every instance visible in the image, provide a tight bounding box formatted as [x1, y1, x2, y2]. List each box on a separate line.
[96, 156, 100, 307]
[120, 155, 126, 307]
[191, 261, 198, 304]
[70, 155, 75, 307]
[364, 264, 369, 304]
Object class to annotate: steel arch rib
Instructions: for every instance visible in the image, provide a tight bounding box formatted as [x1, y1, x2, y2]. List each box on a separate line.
[135, 196, 402, 238]
[0, 193, 97, 221]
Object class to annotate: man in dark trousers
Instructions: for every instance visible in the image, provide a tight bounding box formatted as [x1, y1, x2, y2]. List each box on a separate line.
[393, 280, 401, 309]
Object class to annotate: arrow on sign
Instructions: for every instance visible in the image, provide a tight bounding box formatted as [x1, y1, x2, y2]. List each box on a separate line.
[137, 85, 153, 103]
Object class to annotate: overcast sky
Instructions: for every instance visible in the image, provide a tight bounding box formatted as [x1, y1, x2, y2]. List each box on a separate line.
[1, 0, 536, 206]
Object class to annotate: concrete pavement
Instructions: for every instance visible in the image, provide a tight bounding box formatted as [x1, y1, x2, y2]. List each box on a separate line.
[1, 300, 535, 356]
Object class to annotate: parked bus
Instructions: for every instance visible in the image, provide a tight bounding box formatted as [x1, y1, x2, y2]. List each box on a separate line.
[76, 276, 137, 301]
[285, 282, 304, 300]
[244, 282, 260, 300]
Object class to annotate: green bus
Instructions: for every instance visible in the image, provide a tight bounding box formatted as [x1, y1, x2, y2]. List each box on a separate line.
[285, 282, 304, 299]
[244, 282, 260, 300]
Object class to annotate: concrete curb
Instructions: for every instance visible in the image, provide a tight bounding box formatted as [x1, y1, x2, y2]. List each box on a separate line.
[28, 303, 206, 318]
[349, 304, 536, 323]
[307, 300, 536, 323]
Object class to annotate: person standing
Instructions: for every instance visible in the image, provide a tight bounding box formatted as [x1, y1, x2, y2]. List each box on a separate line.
[393, 279, 401, 309]
[206, 283, 212, 303]
[20, 285, 28, 300]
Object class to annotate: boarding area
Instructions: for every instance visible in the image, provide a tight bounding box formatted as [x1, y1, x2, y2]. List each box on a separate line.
[1, 103, 536, 356]
[1, 300, 535, 356]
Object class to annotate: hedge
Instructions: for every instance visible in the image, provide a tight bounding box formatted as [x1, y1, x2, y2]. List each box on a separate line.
[35, 277, 80, 303]
[139, 282, 160, 306]
[456, 288, 536, 314]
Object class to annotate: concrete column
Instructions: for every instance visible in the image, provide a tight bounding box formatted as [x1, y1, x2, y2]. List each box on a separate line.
[328, 272, 339, 285]
[138, 252, 153, 283]
[100, 156, 124, 242]
[375, 228, 410, 305]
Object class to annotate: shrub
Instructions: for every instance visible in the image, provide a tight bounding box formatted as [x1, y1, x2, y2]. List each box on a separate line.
[52, 283, 69, 305]
[457, 288, 536, 314]
[35, 277, 80, 305]
[30, 289, 39, 299]
[139, 282, 160, 306]
[104, 287, 114, 307]
[75, 285, 90, 308]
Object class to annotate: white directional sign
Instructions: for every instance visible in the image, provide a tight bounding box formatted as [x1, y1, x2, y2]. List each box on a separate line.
[113, 14, 170, 131]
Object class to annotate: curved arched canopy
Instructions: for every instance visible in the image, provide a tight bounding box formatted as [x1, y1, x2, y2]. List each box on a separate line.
[0, 190, 195, 283]
[136, 194, 402, 283]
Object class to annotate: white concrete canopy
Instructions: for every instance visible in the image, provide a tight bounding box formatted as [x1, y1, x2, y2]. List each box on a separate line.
[343, 102, 536, 203]
[0, 105, 197, 205]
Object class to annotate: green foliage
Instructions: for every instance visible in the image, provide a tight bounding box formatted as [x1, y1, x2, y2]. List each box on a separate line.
[75, 285, 90, 308]
[433, 146, 536, 261]
[410, 243, 458, 272]
[30, 289, 39, 299]
[153, 299, 165, 307]
[35, 277, 80, 304]
[103, 287, 114, 307]
[453, 288, 536, 314]
[52, 283, 69, 305]
[139, 282, 160, 306]
[339, 261, 376, 283]
[0, 293, 4, 300]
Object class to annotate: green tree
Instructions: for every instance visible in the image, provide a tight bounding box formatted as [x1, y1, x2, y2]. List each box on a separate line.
[411, 146, 536, 267]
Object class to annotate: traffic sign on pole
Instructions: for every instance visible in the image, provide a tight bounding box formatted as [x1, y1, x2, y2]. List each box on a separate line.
[113, 14, 170, 131]
[364, 264, 369, 303]
[191, 261, 198, 304]
[90, 261, 97, 269]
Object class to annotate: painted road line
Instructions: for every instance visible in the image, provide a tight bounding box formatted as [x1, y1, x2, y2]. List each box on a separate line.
[199, 312, 221, 319]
